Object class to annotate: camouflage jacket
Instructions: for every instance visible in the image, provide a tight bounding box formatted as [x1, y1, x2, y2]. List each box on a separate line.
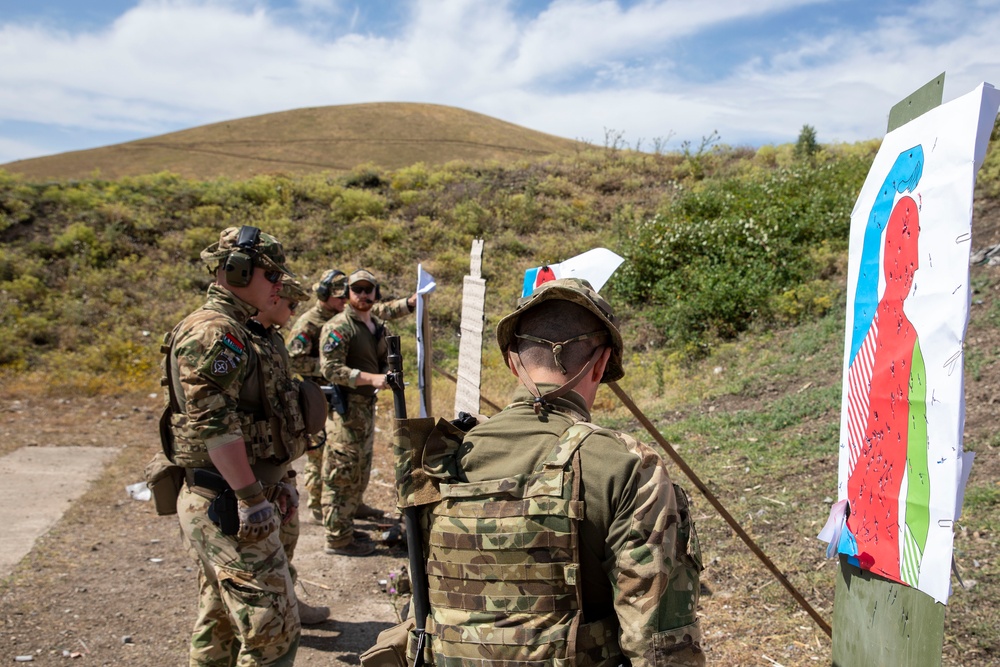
[287, 297, 411, 381]
[162, 285, 287, 479]
[246, 320, 310, 463]
[318, 304, 391, 399]
[446, 386, 705, 667]
[286, 301, 338, 381]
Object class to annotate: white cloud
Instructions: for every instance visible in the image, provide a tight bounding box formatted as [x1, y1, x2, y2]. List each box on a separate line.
[1, 0, 999, 162]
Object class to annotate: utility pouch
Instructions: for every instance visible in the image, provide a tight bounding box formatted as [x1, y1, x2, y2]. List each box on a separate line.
[298, 379, 327, 434]
[360, 617, 415, 667]
[143, 451, 184, 516]
[208, 489, 239, 536]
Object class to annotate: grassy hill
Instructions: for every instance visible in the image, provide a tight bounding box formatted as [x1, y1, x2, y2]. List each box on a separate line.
[1, 107, 1000, 664]
[1, 102, 590, 181]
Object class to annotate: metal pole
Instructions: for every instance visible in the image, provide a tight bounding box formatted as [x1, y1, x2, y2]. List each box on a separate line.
[387, 335, 428, 666]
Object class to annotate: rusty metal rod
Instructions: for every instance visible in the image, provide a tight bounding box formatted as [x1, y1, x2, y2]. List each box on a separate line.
[608, 381, 832, 639]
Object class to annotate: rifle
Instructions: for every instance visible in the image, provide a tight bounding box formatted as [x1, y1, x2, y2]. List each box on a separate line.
[386, 335, 429, 667]
[319, 384, 347, 416]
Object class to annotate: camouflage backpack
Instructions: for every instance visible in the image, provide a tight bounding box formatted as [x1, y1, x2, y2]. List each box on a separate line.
[395, 418, 624, 667]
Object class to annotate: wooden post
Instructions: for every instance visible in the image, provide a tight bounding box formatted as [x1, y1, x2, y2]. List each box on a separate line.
[831, 72, 946, 667]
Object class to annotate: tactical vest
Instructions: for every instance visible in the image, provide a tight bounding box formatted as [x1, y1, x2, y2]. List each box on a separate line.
[248, 328, 311, 463]
[402, 420, 624, 667]
[160, 320, 306, 468]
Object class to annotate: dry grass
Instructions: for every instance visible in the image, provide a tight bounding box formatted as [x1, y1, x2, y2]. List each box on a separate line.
[1, 103, 591, 181]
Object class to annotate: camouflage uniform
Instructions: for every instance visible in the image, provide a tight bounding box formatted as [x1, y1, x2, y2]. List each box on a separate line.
[318, 302, 395, 547]
[287, 295, 413, 516]
[439, 386, 704, 666]
[286, 299, 340, 516]
[168, 285, 301, 666]
[393, 278, 704, 667]
[250, 319, 311, 582]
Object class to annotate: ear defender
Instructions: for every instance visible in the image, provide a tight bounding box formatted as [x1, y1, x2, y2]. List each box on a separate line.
[224, 226, 261, 287]
[316, 269, 345, 301]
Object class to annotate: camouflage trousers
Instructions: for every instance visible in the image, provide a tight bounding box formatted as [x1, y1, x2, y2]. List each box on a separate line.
[321, 395, 376, 546]
[302, 445, 323, 514]
[178, 485, 301, 667]
[278, 488, 300, 583]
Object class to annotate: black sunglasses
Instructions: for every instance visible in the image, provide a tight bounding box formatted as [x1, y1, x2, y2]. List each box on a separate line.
[287, 300, 298, 312]
[350, 284, 375, 295]
[264, 270, 282, 284]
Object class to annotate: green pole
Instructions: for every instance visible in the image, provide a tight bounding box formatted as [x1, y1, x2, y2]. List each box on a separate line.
[831, 72, 947, 667]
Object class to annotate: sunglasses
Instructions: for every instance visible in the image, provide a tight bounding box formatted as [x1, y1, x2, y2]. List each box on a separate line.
[287, 300, 298, 313]
[350, 284, 375, 295]
[264, 270, 283, 284]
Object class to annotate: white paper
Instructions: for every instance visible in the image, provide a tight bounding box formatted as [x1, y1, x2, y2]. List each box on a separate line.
[415, 264, 436, 418]
[831, 83, 999, 603]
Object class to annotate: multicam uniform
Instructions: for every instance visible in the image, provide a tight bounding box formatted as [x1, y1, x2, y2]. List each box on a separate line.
[165, 285, 302, 667]
[317, 303, 397, 547]
[247, 319, 313, 581]
[403, 385, 704, 667]
[287, 297, 413, 515]
[287, 300, 339, 515]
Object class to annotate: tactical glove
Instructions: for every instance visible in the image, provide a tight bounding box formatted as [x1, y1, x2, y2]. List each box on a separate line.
[275, 481, 299, 525]
[236, 493, 278, 542]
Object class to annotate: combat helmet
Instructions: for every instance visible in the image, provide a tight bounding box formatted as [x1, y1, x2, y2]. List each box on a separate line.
[497, 278, 623, 412]
[200, 225, 294, 283]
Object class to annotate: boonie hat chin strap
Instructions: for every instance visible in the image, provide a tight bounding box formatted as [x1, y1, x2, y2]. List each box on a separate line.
[509, 330, 608, 414]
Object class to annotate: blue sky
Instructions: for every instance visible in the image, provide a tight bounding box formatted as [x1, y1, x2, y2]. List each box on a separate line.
[1, 0, 999, 164]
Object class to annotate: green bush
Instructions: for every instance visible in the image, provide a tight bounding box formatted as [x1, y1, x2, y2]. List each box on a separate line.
[0, 137, 886, 383]
[616, 152, 872, 348]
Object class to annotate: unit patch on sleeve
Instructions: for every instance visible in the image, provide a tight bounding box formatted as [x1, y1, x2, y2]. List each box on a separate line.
[289, 333, 311, 355]
[322, 330, 343, 353]
[198, 335, 246, 389]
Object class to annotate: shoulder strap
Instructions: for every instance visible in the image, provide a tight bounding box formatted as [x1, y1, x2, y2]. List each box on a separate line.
[160, 323, 184, 415]
[158, 323, 185, 463]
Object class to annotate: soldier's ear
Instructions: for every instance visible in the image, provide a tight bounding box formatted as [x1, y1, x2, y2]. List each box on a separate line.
[591, 347, 611, 383]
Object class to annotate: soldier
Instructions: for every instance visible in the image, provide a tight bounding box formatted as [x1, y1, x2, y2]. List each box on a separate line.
[163, 225, 303, 666]
[318, 269, 410, 556]
[286, 269, 416, 522]
[405, 278, 704, 666]
[252, 278, 331, 626]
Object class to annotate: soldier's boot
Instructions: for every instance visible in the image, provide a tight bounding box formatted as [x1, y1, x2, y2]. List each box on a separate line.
[298, 601, 331, 626]
[324, 537, 375, 557]
[355, 503, 385, 519]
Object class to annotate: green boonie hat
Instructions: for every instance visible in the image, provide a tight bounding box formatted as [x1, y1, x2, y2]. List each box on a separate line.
[348, 269, 379, 286]
[496, 277, 624, 383]
[200, 226, 295, 277]
[279, 279, 310, 303]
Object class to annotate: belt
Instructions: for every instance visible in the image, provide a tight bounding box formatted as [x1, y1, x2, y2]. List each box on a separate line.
[185, 467, 229, 492]
[184, 467, 282, 500]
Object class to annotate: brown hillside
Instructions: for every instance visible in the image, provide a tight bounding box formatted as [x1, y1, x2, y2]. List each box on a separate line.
[1, 102, 590, 181]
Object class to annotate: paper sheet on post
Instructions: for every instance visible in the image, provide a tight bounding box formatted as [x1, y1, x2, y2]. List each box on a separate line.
[415, 264, 436, 418]
[455, 240, 486, 418]
[824, 82, 999, 604]
[521, 248, 624, 297]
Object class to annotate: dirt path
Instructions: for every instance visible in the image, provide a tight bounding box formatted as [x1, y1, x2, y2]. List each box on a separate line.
[0, 394, 407, 665]
[0, 446, 119, 578]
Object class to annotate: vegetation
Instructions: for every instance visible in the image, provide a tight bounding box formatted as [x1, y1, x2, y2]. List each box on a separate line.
[3, 109, 1000, 664]
[3, 127, 1000, 395]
